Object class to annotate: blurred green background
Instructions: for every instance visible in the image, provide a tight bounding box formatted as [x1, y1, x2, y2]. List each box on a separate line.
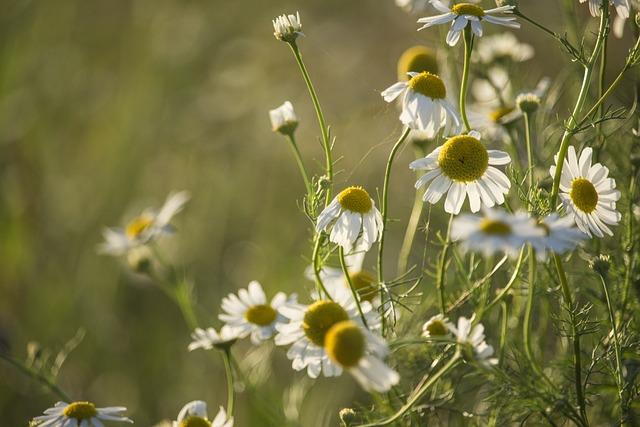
[0, 0, 632, 425]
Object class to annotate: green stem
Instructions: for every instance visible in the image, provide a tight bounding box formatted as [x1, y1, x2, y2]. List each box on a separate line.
[523, 245, 547, 379]
[621, 173, 637, 314]
[436, 214, 454, 314]
[339, 246, 369, 328]
[595, 35, 608, 155]
[286, 134, 312, 195]
[524, 112, 535, 196]
[460, 28, 473, 132]
[484, 247, 525, 314]
[288, 42, 333, 204]
[311, 233, 333, 301]
[0, 353, 72, 402]
[222, 349, 235, 416]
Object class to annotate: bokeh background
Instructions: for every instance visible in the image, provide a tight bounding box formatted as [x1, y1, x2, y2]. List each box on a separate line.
[0, 0, 634, 425]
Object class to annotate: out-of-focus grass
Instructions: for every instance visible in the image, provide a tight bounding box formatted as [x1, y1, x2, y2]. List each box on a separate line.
[0, 0, 613, 424]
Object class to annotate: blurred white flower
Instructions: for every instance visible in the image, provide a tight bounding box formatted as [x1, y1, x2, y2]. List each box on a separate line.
[99, 191, 190, 256]
[395, 0, 431, 13]
[273, 12, 303, 42]
[418, 1, 519, 46]
[188, 326, 239, 351]
[422, 314, 454, 338]
[219, 281, 295, 345]
[551, 146, 621, 238]
[452, 208, 543, 258]
[474, 32, 534, 64]
[579, 0, 630, 19]
[173, 401, 232, 427]
[307, 252, 379, 304]
[410, 131, 511, 214]
[32, 401, 133, 427]
[382, 71, 460, 137]
[269, 101, 298, 135]
[451, 316, 497, 366]
[316, 186, 383, 252]
[530, 214, 587, 260]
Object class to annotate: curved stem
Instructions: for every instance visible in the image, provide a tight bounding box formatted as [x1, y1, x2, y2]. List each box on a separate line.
[288, 42, 333, 204]
[459, 28, 473, 132]
[435, 214, 454, 314]
[339, 246, 369, 329]
[286, 134, 312, 195]
[222, 349, 235, 416]
[0, 353, 72, 401]
[311, 233, 333, 301]
[484, 247, 525, 314]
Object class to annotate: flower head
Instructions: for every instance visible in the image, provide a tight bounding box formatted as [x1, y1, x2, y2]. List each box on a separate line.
[316, 187, 383, 252]
[550, 146, 621, 237]
[273, 12, 303, 43]
[397, 46, 439, 80]
[382, 72, 461, 137]
[410, 131, 511, 214]
[474, 32, 533, 64]
[418, 1, 520, 46]
[32, 401, 133, 427]
[269, 101, 298, 135]
[530, 214, 587, 260]
[579, 0, 630, 19]
[173, 401, 233, 427]
[422, 314, 454, 338]
[188, 326, 239, 351]
[451, 316, 497, 366]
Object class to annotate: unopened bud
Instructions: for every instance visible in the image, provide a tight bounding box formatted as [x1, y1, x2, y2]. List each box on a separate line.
[516, 93, 541, 114]
[589, 254, 611, 276]
[273, 12, 303, 43]
[127, 246, 153, 273]
[339, 408, 357, 426]
[496, 0, 518, 8]
[269, 101, 299, 136]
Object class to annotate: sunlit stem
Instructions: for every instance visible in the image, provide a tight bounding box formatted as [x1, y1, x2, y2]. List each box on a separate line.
[222, 349, 235, 416]
[339, 246, 369, 329]
[285, 133, 312, 196]
[595, 35, 609, 155]
[435, 214, 454, 314]
[460, 27, 474, 132]
[0, 353, 72, 402]
[288, 41, 333, 204]
[483, 247, 525, 315]
[311, 233, 333, 301]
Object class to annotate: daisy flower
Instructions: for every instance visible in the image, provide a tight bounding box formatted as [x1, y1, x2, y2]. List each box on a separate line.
[316, 186, 383, 252]
[275, 291, 380, 379]
[410, 131, 511, 214]
[417, 1, 520, 47]
[272, 12, 302, 43]
[382, 71, 460, 137]
[395, 0, 431, 13]
[397, 45, 439, 80]
[422, 314, 454, 338]
[530, 214, 587, 260]
[451, 316, 497, 366]
[452, 208, 543, 258]
[474, 32, 534, 64]
[32, 401, 133, 427]
[550, 146, 621, 237]
[269, 101, 298, 136]
[99, 191, 190, 256]
[579, 0, 630, 18]
[188, 326, 239, 351]
[173, 401, 233, 427]
[307, 252, 379, 304]
[323, 320, 399, 392]
[219, 281, 295, 345]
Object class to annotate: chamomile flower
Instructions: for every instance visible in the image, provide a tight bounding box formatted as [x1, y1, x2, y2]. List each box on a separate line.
[272, 12, 302, 43]
[269, 101, 298, 136]
[452, 208, 543, 258]
[397, 46, 439, 79]
[474, 32, 534, 64]
[275, 291, 380, 379]
[396, 0, 431, 13]
[99, 191, 190, 256]
[188, 326, 239, 351]
[173, 401, 233, 427]
[308, 252, 379, 304]
[530, 214, 587, 260]
[410, 131, 511, 214]
[579, 0, 630, 18]
[422, 314, 454, 338]
[451, 316, 497, 366]
[323, 320, 399, 392]
[417, 1, 520, 47]
[32, 401, 133, 427]
[316, 186, 383, 252]
[550, 146, 622, 238]
[382, 71, 461, 137]
[219, 281, 294, 345]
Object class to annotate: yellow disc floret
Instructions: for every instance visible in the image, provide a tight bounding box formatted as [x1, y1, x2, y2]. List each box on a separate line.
[179, 416, 212, 427]
[349, 271, 377, 302]
[425, 320, 448, 336]
[408, 72, 447, 99]
[452, 3, 485, 17]
[438, 135, 489, 182]
[397, 46, 439, 80]
[480, 219, 512, 235]
[63, 402, 98, 420]
[245, 304, 277, 326]
[303, 300, 350, 347]
[325, 320, 366, 368]
[338, 186, 373, 214]
[126, 215, 154, 239]
[570, 178, 598, 213]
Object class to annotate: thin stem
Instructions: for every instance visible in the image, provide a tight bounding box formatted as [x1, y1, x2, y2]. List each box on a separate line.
[523, 246, 546, 378]
[286, 134, 312, 195]
[459, 28, 473, 132]
[621, 173, 637, 314]
[484, 247, 525, 314]
[436, 214, 454, 314]
[288, 42, 333, 203]
[0, 353, 72, 401]
[339, 246, 369, 329]
[498, 301, 509, 366]
[595, 35, 608, 154]
[524, 112, 535, 196]
[311, 233, 333, 301]
[222, 349, 235, 416]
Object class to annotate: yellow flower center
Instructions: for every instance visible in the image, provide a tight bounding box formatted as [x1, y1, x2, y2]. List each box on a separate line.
[126, 215, 154, 239]
[425, 320, 448, 336]
[397, 46, 439, 80]
[179, 416, 212, 427]
[479, 219, 512, 235]
[325, 321, 366, 368]
[303, 300, 350, 347]
[570, 178, 598, 213]
[452, 3, 485, 17]
[245, 304, 277, 326]
[337, 186, 373, 214]
[489, 107, 515, 123]
[438, 135, 489, 182]
[348, 271, 377, 302]
[63, 402, 98, 420]
[408, 72, 447, 100]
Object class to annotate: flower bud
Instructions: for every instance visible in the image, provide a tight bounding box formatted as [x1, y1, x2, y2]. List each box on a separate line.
[495, 0, 518, 8]
[273, 12, 303, 43]
[339, 408, 357, 426]
[589, 254, 611, 276]
[127, 246, 153, 274]
[269, 101, 299, 136]
[516, 93, 541, 114]
[318, 175, 332, 190]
